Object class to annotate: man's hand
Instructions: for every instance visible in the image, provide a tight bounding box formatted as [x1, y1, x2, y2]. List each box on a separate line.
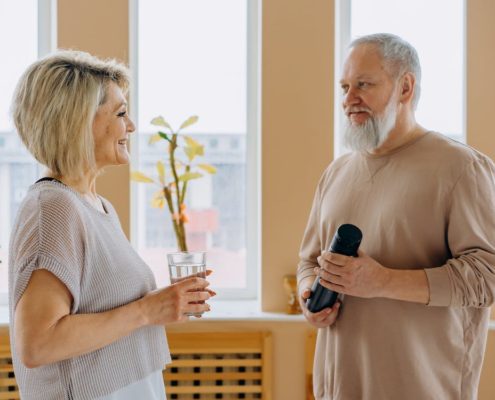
[316, 250, 390, 299]
[299, 287, 341, 328]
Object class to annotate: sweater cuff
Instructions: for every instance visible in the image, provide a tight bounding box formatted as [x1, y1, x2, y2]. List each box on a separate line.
[425, 266, 452, 306]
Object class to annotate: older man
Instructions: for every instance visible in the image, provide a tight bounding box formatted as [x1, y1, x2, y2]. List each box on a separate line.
[298, 33, 495, 400]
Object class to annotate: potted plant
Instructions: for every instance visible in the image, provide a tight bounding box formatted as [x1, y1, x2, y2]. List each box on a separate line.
[131, 116, 216, 251]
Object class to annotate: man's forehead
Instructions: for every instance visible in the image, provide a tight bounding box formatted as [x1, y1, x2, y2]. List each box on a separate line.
[341, 45, 387, 79]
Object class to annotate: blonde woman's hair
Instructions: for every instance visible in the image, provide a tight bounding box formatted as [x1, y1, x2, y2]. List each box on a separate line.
[11, 50, 130, 180]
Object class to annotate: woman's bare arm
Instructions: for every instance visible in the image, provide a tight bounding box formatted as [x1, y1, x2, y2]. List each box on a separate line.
[15, 269, 210, 368]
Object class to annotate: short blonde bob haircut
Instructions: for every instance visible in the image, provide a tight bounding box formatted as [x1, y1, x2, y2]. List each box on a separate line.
[11, 50, 130, 180]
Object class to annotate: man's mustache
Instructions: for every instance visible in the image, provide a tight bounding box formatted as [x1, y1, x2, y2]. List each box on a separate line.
[345, 107, 373, 117]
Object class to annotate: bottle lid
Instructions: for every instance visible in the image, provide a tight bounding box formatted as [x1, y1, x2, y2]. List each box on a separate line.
[330, 224, 362, 256]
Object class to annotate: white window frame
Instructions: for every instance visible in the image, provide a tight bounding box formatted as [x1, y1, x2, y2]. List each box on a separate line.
[334, 0, 466, 158]
[0, 0, 56, 305]
[128, 0, 261, 300]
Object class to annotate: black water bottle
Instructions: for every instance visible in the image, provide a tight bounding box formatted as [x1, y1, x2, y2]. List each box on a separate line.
[306, 224, 363, 313]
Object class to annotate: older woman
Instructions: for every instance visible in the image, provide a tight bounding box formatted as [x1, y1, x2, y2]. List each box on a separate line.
[8, 50, 213, 399]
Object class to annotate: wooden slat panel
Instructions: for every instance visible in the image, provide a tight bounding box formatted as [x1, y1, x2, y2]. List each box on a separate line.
[0, 329, 10, 345]
[166, 385, 262, 394]
[0, 330, 272, 399]
[167, 332, 265, 352]
[306, 330, 316, 400]
[170, 359, 262, 368]
[0, 378, 17, 386]
[262, 331, 272, 400]
[164, 371, 262, 381]
[171, 347, 262, 355]
[0, 393, 21, 400]
[166, 331, 272, 398]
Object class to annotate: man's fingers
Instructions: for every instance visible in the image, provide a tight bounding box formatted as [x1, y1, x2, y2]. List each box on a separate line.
[310, 302, 341, 325]
[319, 278, 346, 294]
[317, 268, 347, 286]
[322, 251, 349, 265]
[300, 288, 312, 300]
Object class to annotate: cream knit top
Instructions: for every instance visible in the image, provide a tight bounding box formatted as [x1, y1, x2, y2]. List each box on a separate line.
[8, 181, 171, 399]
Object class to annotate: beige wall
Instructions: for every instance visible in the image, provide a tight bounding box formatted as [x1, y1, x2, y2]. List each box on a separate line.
[55, 0, 495, 398]
[467, 0, 495, 161]
[57, 0, 131, 238]
[262, 0, 334, 312]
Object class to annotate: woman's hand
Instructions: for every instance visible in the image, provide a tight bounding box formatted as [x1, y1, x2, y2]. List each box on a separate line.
[138, 277, 213, 325]
[14, 269, 215, 368]
[299, 286, 341, 329]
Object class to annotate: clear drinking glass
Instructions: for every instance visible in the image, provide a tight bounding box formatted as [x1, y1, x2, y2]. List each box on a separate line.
[167, 251, 207, 316]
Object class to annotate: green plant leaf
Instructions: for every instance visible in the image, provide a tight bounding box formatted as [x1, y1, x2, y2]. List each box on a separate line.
[130, 171, 155, 183]
[158, 131, 171, 142]
[149, 134, 162, 144]
[179, 115, 199, 131]
[198, 163, 217, 174]
[156, 161, 166, 185]
[178, 172, 203, 182]
[151, 116, 173, 130]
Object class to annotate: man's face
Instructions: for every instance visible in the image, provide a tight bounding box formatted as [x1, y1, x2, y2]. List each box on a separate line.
[339, 44, 399, 151]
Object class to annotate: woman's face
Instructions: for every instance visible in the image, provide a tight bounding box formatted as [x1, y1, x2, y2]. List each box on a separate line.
[92, 82, 135, 169]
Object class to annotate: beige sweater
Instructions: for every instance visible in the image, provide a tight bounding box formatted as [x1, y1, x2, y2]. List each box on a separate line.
[298, 132, 495, 400]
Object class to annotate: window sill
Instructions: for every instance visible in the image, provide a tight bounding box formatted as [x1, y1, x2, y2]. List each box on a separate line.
[195, 300, 306, 322]
[0, 301, 306, 326]
[3, 303, 495, 326]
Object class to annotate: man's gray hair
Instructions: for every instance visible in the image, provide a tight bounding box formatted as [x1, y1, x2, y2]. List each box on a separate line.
[350, 33, 421, 109]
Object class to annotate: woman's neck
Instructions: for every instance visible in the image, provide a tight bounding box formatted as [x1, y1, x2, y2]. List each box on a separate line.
[45, 170, 104, 211]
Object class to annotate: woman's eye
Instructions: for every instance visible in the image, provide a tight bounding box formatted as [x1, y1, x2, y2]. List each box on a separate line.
[117, 111, 127, 117]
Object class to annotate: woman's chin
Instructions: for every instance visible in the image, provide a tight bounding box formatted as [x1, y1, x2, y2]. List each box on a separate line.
[115, 148, 130, 165]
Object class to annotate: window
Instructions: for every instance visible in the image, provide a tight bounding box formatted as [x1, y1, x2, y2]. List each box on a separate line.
[335, 0, 465, 156]
[131, 0, 259, 298]
[0, 0, 55, 301]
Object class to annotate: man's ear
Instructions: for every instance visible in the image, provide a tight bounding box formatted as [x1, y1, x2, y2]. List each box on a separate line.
[399, 72, 415, 104]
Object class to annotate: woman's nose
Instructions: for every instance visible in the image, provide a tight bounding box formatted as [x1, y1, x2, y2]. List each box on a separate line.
[127, 118, 136, 133]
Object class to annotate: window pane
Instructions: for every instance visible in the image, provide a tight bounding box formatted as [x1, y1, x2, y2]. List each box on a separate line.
[0, 1, 39, 295]
[350, 0, 464, 141]
[136, 0, 249, 293]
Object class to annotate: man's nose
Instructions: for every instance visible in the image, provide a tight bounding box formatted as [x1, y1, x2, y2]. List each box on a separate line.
[343, 87, 361, 108]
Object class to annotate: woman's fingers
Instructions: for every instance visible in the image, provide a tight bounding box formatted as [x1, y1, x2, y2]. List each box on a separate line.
[184, 290, 211, 302]
[175, 277, 210, 291]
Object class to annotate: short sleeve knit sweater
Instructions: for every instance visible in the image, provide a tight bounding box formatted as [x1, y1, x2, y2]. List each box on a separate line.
[8, 181, 171, 399]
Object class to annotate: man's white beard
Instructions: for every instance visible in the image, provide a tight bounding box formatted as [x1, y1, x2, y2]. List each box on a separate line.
[343, 94, 398, 152]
